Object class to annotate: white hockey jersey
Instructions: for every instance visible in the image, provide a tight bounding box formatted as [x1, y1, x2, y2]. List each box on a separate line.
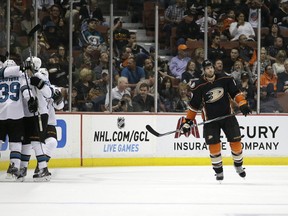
[23, 72, 53, 117]
[0, 73, 31, 120]
[47, 86, 64, 126]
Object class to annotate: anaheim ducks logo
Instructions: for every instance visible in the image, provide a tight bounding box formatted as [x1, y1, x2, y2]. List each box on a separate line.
[206, 87, 224, 103]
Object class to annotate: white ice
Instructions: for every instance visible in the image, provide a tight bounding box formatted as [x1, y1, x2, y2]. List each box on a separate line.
[0, 166, 288, 216]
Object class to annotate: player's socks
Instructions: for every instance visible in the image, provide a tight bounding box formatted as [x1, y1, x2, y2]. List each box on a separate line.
[232, 151, 246, 178]
[210, 153, 224, 181]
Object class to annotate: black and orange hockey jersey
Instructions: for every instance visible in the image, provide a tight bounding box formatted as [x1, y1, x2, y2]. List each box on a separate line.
[188, 74, 246, 120]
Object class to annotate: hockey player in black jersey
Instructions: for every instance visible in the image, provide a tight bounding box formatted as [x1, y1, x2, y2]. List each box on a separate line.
[180, 59, 251, 181]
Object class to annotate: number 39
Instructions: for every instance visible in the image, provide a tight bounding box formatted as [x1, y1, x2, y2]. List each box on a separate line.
[0, 82, 20, 102]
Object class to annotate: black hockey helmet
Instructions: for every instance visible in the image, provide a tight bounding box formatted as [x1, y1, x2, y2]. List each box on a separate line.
[202, 59, 213, 69]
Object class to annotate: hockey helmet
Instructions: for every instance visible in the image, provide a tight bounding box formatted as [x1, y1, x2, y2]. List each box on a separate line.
[202, 59, 213, 69]
[39, 68, 49, 78]
[25, 56, 42, 71]
[3, 59, 17, 67]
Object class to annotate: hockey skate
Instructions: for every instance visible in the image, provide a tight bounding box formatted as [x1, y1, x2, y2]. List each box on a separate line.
[6, 163, 20, 180]
[34, 164, 39, 174]
[16, 167, 27, 182]
[215, 172, 224, 182]
[235, 166, 246, 178]
[33, 167, 51, 182]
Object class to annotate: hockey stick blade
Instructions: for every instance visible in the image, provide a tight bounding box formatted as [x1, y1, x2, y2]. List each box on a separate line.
[146, 113, 237, 137]
[146, 125, 179, 137]
[28, 24, 42, 38]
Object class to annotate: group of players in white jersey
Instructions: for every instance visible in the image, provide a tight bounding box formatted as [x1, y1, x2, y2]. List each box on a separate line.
[0, 56, 64, 182]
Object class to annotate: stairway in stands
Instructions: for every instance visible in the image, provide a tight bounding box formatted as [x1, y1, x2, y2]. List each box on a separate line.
[103, 14, 172, 62]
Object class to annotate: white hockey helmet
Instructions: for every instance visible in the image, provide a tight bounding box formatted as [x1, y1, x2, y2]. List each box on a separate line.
[39, 67, 49, 78]
[3, 59, 17, 67]
[25, 56, 42, 71]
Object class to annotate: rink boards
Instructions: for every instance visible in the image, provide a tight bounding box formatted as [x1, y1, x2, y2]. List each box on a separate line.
[1, 113, 288, 169]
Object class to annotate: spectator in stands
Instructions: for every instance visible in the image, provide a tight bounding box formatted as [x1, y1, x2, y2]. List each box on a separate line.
[221, 9, 235, 40]
[116, 46, 133, 71]
[41, 4, 67, 37]
[121, 56, 145, 91]
[176, 7, 201, 44]
[238, 34, 257, 70]
[272, 49, 287, 75]
[229, 0, 247, 13]
[104, 76, 130, 111]
[214, 59, 229, 76]
[79, 17, 105, 48]
[265, 0, 280, 18]
[119, 94, 134, 112]
[70, 86, 78, 111]
[127, 31, 150, 67]
[33, 0, 54, 11]
[272, 0, 288, 28]
[21, 7, 40, 35]
[47, 52, 68, 88]
[169, 44, 191, 79]
[162, 0, 187, 48]
[94, 51, 119, 87]
[223, 47, 241, 74]
[10, 0, 23, 23]
[208, 31, 227, 63]
[89, 69, 109, 112]
[132, 82, 155, 112]
[194, 47, 205, 76]
[74, 67, 96, 111]
[229, 12, 255, 41]
[251, 47, 271, 75]
[159, 76, 177, 112]
[267, 36, 286, 63]
[112, 17, 130, 57]
[260, 83, 283, 113]
[181, 60, 200, 85]
[263, 24, 282, 48]
[260, 65, 278, 91]
[277, 58, 288, 92]
[93, 51, 109, 80]
[57, 44, 70, 78]
[238, 72, 256, 110]
[195, 6, 217, 40]
[174, 82, 191, 112]
[243, 0, 270, 28]
[231, 60, 253, 85]
[143, 58, 154, 79]
[42, 20, 66, 50]
[74, 44, 100, 71]
[78, 0, 106, 27]
[134, 74, 156, 97]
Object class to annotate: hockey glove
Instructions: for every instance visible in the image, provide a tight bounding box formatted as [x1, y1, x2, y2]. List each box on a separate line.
[30, 76, 45, 89]
[20, 61, 32, 71]
[180, 118, 194, 134]
[52, 89, 63, 105]
[239, 103, 252, 116]
[28, 97, 38, 113]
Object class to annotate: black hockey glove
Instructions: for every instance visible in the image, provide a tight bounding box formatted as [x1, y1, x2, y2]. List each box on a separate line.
[52, 89, 63, 105]
[30, 76, 45, 89]
[180, 118, 194, 134]
[240, 103, 252, 117]
[28, 97, 38, 113]
[20, 61, 32, 71]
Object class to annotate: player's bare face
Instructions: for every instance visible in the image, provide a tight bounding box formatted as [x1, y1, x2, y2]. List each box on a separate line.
[204, 66, 215, 79]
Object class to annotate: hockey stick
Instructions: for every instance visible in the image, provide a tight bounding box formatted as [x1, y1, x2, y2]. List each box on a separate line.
[27, 24, 42, 39]
[146, 113, 237, 137]
[26, 24, 43, 131]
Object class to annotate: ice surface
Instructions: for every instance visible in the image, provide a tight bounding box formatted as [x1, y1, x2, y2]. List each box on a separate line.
[0, 166, 288, 216]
